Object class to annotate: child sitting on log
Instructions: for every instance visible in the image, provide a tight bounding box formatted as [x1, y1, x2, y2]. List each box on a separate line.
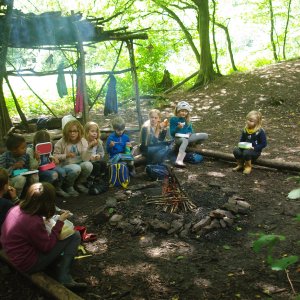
[53, 120, 93, 196]
[170, 101, 208, 167]
[0, 182, 86, 290]
[106, 116, 136, 176]
[0, 168, 17, 229]
[0, 134, 38, 197]
[232, 110, 267, 174]
[140, 109, 170, 164]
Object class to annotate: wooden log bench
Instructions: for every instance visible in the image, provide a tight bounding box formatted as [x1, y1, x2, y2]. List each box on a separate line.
[0, 249, 83, 300]
[188, 147, 300, 172]
[134, 147, 300, 172]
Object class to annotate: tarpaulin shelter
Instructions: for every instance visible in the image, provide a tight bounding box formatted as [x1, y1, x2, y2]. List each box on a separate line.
[0, 0, 148, 142]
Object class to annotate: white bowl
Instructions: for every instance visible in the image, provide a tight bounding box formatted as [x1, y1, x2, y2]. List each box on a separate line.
[238, 142, 252, 149]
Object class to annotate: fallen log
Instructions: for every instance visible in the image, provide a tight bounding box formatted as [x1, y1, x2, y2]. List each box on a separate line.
[188, 147, 300, 172]
[0, 250, 84, 300]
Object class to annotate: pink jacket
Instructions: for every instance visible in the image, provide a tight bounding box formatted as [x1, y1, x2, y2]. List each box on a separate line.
[1, 206, 63, 272]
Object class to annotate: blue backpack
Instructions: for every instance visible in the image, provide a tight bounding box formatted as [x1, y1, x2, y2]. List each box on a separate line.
[145, 164, 169, 180]
[109, 163, 130, 188]
[184, 152, 204, 164]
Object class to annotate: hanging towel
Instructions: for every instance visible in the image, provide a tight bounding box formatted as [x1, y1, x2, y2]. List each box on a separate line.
[56, 63, 68, 98]
[104, 75, 118, 116]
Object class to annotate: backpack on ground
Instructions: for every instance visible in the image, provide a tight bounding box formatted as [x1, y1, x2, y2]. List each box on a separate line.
[88, 178, 110, 195]
[109, 163, 130, 188]
[184, 152, 204, 164]
[145, 164, 169, 180]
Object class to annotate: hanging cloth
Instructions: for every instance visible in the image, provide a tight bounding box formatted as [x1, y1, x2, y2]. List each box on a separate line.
[75, 67, 84, 114]
[104, 75, 118, 116]
[56, 63, 68, 98]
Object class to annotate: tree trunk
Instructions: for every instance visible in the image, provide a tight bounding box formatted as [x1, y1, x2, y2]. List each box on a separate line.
[0, 1, 14, 143]
[268, 0, 278, 61]
[126, 39, 143, 128]
[283, 0, 292, 60]
[211, 0, 221, 75]
[193, 0, 216, 88]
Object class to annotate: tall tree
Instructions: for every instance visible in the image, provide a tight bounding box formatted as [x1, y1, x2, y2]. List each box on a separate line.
[0, 0, 13, 142]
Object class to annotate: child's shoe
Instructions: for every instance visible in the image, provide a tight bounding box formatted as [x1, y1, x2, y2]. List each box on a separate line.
[75, 184, 89, 194]
[56, 188, 70, 198]
[65, 187, 79, 197]
[232, 159, 244, 172]
[243, 160, 252, 174]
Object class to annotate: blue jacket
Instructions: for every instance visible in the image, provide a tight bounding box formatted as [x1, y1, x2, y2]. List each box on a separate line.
[240, 128, 267, 153]
[106, 132, 130, 158]
[170, 116, 193, 137]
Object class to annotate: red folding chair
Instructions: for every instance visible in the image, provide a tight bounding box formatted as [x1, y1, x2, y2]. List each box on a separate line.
[35, 142, 56, 171]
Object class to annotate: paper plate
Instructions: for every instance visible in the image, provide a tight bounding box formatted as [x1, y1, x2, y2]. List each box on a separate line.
[238, 142, 252, 149]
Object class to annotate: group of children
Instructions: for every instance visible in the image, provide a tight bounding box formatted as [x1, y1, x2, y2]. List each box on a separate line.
[0, 101, 267, 289]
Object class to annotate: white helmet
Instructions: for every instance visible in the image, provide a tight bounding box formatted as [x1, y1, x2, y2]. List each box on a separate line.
[176, 101, 192, 112]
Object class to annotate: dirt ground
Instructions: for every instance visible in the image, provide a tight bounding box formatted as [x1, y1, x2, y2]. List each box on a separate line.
[1, 59, 300, 300]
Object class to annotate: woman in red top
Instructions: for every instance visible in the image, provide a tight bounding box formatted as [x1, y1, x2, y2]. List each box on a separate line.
[1, 182, 86, 290]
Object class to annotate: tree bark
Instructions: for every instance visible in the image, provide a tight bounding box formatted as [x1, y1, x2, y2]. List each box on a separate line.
[126, 39, 143, 128]
[268, 0, 278, 61]
[0, 1, 13, 142]
[283, 0, 292, 60]
[193, 0, 216, 87]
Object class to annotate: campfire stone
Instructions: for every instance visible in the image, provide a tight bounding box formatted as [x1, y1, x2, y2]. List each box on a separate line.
[109, 214, 123, 225]
[149, 219, 170, 232]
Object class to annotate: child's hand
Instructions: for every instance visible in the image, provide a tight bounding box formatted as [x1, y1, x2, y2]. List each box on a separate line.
[126, 142, 132, 147]
[89, 139, 98, 148]
[58, 211, 72, 221]
[177, 122, 185, 128]
[66, 152, 76, 158]
[13, 161, 25, 169]
[109, 141, 115, 147]
[51, 157, 59, 164]
[34, 151, 40, 161]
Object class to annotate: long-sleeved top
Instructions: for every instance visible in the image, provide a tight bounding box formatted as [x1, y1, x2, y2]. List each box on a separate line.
[169, 116, 193, 138]
[53, 138, 92, 166]
[0, 151, 30, 176]
[139, 125, 167, 155]
[0, 205, 63, 272]
[106, 132, 130, 158]
[0, 197, 14, 228]
[90, 140, 105, 159]
[239, 128, 267, 153]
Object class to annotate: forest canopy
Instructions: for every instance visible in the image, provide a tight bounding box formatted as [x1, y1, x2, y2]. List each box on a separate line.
[1, 0, 300, 120]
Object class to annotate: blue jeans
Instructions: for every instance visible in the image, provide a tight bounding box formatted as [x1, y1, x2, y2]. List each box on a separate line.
[63, 162, 93, 188]
[39, 167, 66, 186]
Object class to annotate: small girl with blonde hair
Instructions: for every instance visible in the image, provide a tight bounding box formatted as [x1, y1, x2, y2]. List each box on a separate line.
[54, 120, 93, 196]
[140, 109, 169, 163]
[233, 110, 267, 174]
[170, 101, 208, 167]
[84, 121, 107, 179]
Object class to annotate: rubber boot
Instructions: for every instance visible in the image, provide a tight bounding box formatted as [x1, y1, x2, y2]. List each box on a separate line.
[243, 160, 252, 175]
[175, 151, 186, 168]
[56, 254, 87, 291]
[232, 159, 244, 172]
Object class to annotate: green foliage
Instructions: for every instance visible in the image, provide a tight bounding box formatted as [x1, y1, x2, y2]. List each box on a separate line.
[252, 233, 299, 271]
[254, 58, 273, 68]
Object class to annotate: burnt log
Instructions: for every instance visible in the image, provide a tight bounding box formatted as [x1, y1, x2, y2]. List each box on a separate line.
[188, 147, 300, 172]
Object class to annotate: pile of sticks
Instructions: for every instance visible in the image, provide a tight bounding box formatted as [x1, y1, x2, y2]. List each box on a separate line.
[146, 167, 196, 213]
